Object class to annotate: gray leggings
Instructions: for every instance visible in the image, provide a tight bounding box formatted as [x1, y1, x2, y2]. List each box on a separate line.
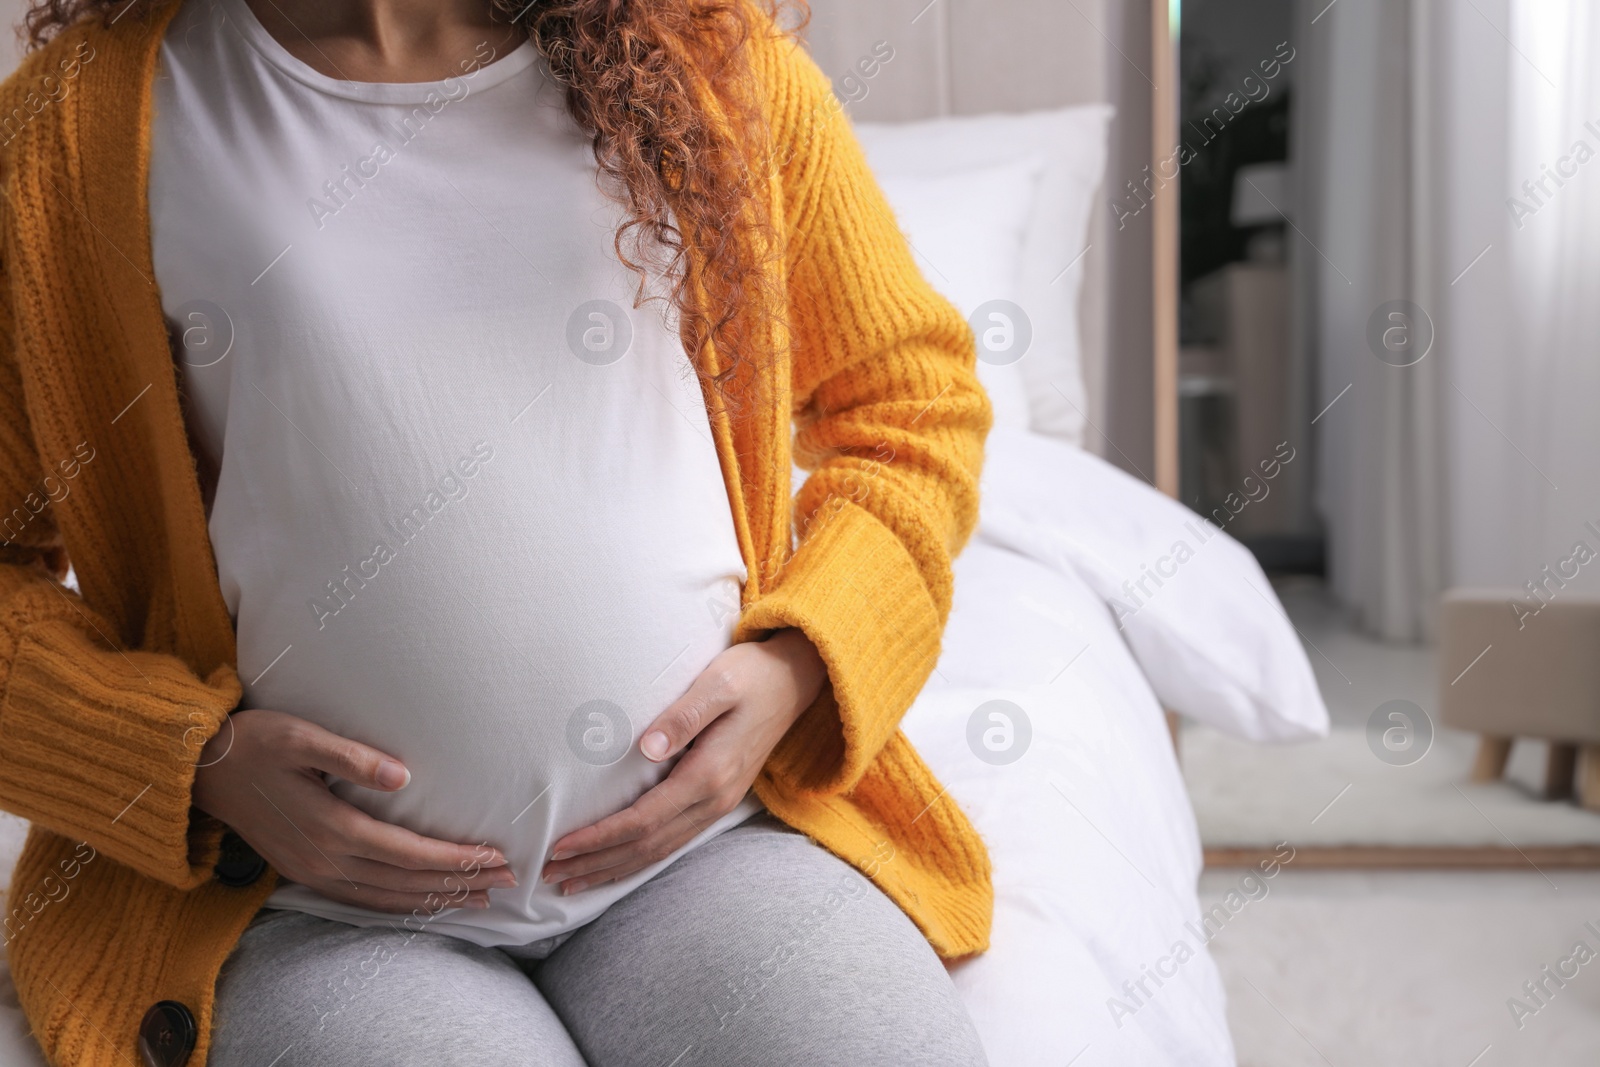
[210, 813, 988, 1066]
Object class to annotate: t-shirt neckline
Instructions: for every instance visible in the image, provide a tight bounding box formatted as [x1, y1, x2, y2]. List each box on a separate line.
[219, 0, 539, 104]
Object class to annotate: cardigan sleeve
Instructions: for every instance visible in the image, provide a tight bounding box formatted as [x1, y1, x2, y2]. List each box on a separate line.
[732, 36, 991, 795]
[0, 277, 239, 892]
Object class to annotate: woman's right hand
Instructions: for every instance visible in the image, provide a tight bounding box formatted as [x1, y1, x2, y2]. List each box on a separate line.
[192, 708, 514, 913]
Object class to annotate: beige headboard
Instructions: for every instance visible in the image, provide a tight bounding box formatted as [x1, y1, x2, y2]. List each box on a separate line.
[802, 0, 1164, 481]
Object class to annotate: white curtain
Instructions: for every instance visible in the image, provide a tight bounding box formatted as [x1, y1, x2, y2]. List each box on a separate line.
[1301, 0, 1445, 641]
[1435, 0, 1600, 598]
[1485, 1, 1600, 592]
[1303, 0, 1600, 638]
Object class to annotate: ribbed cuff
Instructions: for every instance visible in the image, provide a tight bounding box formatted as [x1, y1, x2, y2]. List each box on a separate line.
[734, 499, 942, 794]
[0, 618, 240, 888]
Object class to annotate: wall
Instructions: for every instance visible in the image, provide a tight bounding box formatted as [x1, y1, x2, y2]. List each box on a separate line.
[0, 0, 24, 78]
[804, 0, 1158, 479]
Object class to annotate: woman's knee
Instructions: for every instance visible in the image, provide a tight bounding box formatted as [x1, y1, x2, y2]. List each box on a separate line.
[211, 911, 584, 1067]
[539, 821, 988, 1066]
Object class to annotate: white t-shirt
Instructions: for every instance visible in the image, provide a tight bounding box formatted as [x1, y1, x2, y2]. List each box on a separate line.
[150, 0, 761, 947]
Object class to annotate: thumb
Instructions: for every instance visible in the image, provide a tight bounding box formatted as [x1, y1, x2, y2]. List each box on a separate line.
[641, 664, 738, 763]
[291, 720, 411, 791]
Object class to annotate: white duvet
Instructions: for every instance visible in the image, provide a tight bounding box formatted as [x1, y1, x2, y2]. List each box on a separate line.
[0, 428, 1329, 1065]
[909, 452, 1233, 1066]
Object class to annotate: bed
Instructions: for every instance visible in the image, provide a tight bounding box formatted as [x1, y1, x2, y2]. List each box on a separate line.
[0, 11, 1330, 1066]
[830, 87, 1328, 1064]
[908, 423, 1328, 1066]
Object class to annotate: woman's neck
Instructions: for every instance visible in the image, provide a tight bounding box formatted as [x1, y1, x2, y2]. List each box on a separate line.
[243, 0, 526, 83]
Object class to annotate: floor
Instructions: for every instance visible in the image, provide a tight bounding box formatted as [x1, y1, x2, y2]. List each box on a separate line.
[1203, 869, 1600, 1066]
[1199, 579, 1600, 1065]
[1183, 577, 1600, 847]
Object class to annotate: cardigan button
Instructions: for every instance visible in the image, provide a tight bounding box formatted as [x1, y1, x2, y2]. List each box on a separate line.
[213, 831, 267, 888]
[137, 1000, 197, 1067]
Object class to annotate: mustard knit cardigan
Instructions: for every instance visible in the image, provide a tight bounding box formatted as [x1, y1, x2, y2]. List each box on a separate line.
[0, 5, 993, 1064]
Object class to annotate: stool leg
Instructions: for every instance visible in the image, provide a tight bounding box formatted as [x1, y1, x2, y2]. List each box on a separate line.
[1546, 743, 1579, 800]
[1580, 747, 1600, 812]
[1471, 736, 1513, 782]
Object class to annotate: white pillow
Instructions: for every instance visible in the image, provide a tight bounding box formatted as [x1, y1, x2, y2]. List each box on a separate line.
[855, 105, 1113, 445]
[872, 159, 1043, 430]
[975, 425, 1330, 742]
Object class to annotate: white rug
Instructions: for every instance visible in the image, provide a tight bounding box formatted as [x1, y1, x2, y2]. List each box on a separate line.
[1205, 869, 1600, 1067]
[1184, 578, 1600, 849]
[1184, 724, 1600, 848]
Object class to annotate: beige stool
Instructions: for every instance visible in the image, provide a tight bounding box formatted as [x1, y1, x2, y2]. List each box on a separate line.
[1438, 589, 1600, 809]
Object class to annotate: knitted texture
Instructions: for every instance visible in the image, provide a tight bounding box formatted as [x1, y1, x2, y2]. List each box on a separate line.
[0, 4, 993, 1064]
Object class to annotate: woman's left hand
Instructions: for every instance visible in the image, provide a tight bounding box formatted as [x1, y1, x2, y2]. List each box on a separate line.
[540, 628, 827, 895]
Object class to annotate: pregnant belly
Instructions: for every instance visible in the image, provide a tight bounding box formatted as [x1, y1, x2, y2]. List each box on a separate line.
[236, 513, 753, 945]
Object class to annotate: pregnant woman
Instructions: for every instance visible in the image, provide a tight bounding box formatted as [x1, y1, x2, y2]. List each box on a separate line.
[0, 0, 993, 1064]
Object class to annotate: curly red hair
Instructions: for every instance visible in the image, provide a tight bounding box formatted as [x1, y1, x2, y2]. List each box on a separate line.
[24, 0, 807, 411]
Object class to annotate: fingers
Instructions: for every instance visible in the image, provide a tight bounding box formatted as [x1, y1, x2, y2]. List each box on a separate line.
[314, 880, 495, 916]
[543, 819, 704, 895]
[542, 749, 741, 890]
[271, 719, 505, 872]
[639, 663, 739, 762]
[264, 789, 515, 908]
[254, 772, 510, 895]
[214, 711, 519, 917]
[541, 779, 712, 891]
[339, 854, 517, 895]
[288, 719, 411, 791]
[315, 791, 509, 873]
[544, 793, 661, 863]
